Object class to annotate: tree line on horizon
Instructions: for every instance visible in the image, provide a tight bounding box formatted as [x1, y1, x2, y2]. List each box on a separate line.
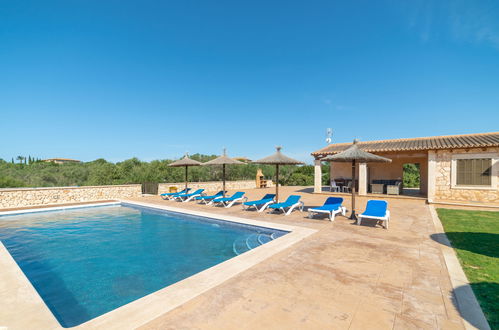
[9, 155, 43, 165]
[0, 154, 330, 189]
[0, 155, 419, 189]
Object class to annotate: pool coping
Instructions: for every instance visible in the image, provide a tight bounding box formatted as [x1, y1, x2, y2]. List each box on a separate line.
[0, 201, 121, 217]
[428, 205, 490, 330]
[0, 200, 316, 329]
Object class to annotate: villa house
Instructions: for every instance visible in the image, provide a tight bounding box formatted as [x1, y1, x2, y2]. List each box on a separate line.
[43, 158, 81, 164]
[311, 132, 499, 206]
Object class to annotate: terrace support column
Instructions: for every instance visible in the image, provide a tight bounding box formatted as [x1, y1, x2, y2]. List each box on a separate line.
[427, 150, 436, 203]
[358, 163, 367, 196]
[314, 159, 322, 193]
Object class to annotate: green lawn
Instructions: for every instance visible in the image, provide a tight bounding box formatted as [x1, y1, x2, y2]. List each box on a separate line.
[436, 208, 499, 329]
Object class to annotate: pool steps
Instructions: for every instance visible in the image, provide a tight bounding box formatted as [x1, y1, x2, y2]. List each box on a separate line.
[232, 233, 276, 255]
[257, 234, 272, 245]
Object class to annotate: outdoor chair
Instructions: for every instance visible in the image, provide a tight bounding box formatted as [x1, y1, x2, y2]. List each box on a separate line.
[212, 192, 246, 208]
[174, 189, 205, 202]
[308, 197, 346, 221]
[370, 183, 385, 194]
[387, 181, 402, 195]
[195, 191, 226, 205]
[342, 181, 352, 193]
[160, 188, 191, 200]
[357, 200, 390, 229]
[268, 195, 304, 216]
[242, 194, 276, 212]
[330, 180, 341, 192]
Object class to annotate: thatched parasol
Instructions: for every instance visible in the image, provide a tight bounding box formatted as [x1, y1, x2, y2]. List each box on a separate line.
[202, 148, 244, 197]
[253, 146, 304, 202]
[168, 153, 202, 190]
[321, 140, 391, 220]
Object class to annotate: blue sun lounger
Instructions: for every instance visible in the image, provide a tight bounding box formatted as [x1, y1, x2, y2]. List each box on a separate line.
[174, 189, 205, 202]
[195, 191, 226, 205]
[212, 191, 245, 208]
[357, 200, 390, 229]
[242, 194, 276, 212]
[160, 188, 191, 200]
[268, 195, 304, 216]
[308, 197, 346, 221]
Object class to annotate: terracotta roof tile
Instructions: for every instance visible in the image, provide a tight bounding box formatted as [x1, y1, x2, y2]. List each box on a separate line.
[311, 132, 499, 157]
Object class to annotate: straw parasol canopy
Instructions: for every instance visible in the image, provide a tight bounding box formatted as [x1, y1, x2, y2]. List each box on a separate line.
[202, 148, 244, 197]
[253, 146, 304, 202]
[321, 139, 391, 220]
[168, 153, 202, 190]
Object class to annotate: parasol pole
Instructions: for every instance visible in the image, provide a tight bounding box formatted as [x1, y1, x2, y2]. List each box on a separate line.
[222, 164, 226, 197]
[275, 164, 279, 202]
[350, 160, 357, 220]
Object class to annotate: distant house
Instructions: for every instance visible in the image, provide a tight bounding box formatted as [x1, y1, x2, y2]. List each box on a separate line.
[311, 132, 499, 206]
[43, 158, 81, 164]
[233, 157, 252, 163]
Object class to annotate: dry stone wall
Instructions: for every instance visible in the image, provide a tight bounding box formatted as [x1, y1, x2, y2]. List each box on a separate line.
[0, 185, 142, 209]
[158, 180, 270, 194]
[0, 180, 273, 210]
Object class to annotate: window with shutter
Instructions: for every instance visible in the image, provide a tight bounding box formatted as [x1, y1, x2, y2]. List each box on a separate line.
[456, 158, 492, 186]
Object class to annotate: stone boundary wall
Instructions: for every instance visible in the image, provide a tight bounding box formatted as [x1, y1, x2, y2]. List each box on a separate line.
[434, 147, 499, 204]
[0, 184, 142, 209]
[158, 180, 273, 194]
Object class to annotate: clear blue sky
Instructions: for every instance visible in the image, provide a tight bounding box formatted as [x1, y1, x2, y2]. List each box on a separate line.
[1, 1, 498, 164]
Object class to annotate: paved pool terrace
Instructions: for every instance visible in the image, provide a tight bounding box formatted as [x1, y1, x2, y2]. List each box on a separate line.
[134, 186, 473, 330]
[1, 186, 485, 329]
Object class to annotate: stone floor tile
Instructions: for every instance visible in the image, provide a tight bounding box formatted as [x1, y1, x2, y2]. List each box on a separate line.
[349, 304, 396, 330]
[393, 314, 438, 329]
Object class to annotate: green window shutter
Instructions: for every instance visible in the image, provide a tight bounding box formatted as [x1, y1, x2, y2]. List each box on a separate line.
[456, 158, 492, 186]
[465, 159, 472, 185]
[457, 159, 465, 185]
[476, 159, 485, 185]
[480, 159, 492, 185]
[472, 159, 478, 185]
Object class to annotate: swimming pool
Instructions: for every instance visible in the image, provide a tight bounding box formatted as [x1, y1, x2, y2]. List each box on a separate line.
[0, 203, 288, 327]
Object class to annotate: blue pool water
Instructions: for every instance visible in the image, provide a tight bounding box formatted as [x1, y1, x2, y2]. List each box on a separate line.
[0, 203, 287, 327]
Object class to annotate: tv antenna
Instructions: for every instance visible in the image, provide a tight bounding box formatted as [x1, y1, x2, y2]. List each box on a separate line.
[325, 128, 332, 144]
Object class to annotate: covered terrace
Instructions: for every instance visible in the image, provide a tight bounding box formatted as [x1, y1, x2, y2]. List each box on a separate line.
[312, 138, 431, 199]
